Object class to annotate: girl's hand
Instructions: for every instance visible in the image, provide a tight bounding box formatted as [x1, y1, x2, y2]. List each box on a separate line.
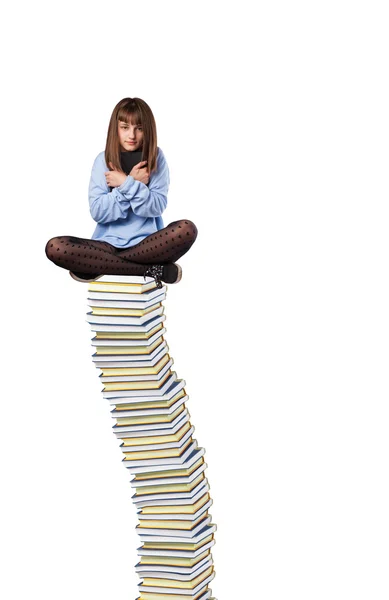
[105, 163, 127, 187]
[130, 161, 150, 185]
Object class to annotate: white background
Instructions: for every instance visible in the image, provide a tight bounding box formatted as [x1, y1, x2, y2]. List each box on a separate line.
[1, 2, 388, 599]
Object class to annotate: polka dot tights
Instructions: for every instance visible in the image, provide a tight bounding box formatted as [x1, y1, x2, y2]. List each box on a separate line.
[45, 219, 198, 276]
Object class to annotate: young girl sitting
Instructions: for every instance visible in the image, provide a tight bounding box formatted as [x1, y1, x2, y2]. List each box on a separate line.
[45, 97, 198, 288]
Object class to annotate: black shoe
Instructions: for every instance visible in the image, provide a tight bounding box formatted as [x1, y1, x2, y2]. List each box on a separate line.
[144, 264, 182, 289]
[69, 271, 103, 283]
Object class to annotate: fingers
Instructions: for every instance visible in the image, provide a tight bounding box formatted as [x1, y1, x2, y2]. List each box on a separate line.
[135, 161, 148, 168]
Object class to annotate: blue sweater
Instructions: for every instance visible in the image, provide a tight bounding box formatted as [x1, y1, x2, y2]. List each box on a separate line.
[89, 147, 169, 248]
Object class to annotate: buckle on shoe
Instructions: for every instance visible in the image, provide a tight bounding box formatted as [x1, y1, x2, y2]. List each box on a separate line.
[143, 265, 164, 289]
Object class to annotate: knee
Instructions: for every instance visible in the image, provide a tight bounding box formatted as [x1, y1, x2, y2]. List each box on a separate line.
[45, 236, 65, 262]
[178, 220, 198, 244]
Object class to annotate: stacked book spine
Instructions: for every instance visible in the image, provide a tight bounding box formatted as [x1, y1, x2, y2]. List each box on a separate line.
[86, 275, 216, 600]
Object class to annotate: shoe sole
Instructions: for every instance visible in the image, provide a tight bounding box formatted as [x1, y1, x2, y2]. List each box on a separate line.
[174, 264, 182, 283]
[69, 272, 103, 283]
[69, 266, 182, 285]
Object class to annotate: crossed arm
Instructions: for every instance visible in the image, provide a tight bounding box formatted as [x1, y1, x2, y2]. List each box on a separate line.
[88, 150, 170, 224]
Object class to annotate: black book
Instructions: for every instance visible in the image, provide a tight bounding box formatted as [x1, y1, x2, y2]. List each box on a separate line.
[108, 151, 147, 192]
[120, 150, 144, 175]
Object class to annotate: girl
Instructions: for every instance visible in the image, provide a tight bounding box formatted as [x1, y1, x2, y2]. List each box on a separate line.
[45, 97, 198, 288]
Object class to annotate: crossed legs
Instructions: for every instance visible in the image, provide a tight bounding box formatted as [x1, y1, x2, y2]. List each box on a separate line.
[45, 220, 198, 276]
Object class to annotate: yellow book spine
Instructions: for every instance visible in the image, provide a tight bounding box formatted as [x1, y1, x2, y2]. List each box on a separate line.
[140, 591, 205, 600]
[95, 324, 163, 339]
[142, 535, 213, 552]
[142, 566, 213, 589]
[122, 422, 190, 447]
[116, 404, 185, 426]
[89, 281, 155, 293]
[96, 339, 162, 355]
[114, 390, 185, 412]
[124, 439, 192, 462]
[104, 370, 170, 391]
[135, 473, 204, 496]
[138, 513, 206, 531]
[134, 455, 202, 480]
[141, 493, 209, 516]
[140, 549, 210, 567]
[102, 354, 169, 377]
[91, 304, 160, 317]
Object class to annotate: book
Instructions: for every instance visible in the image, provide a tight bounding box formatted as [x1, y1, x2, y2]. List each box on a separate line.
[90, 303, 163, 317]
[132, 468, 206, 496]
[139, 492, 210, 515]
[101, 358, 173, 383]
[88, 287, 166, 303]
[93, 332, 165, 352]
[114, 411, 190, 439]
[130, 448, 205, 477]
[133, 483, 210, 509]
[112, 395, 188, 419]
[104, 372, 178, 399]
[121, 427, 194, 454]
[115, 409, 189, 433]
[137, 523, 215, 545]
[104, 368, 172, 391]
[93, 324, 165, 342]
[133, 473, 206, 499]
[88, 278, 159, 294]
[120, 149, 144, 175]
[123, 438, 194, 463]
[109, 379, 185, 406]
[114, 403, 186, 428]
[132, 454, 203, 481]
[136, 516, 211, 540]
[87, 290, 166, 308]
[138, 549, 211, 567]
[102, 353, 171, 377]
[112, 390, 186, 414]
[136, 555, 212, 575]
[137, 539, 216, 560]
[140, 565, 214, 589]
[115, 412, 190, 440]
[94, 342, 168, 368]
[88, 312, 165, 329]
[121, 422, 193, 449]
[138, 571, 215, 595]
[122, 440, 198, 469]
[137, 504, 211, 530]
[137, 561, 213, 581]
[141, 534, 214, 553]
[138, 589, 212, 600]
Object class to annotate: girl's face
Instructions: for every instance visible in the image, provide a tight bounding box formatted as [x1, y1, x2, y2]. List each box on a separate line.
[118, 119, 144, 151]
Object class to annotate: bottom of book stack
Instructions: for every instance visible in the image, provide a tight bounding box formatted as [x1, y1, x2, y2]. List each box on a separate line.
[131, 454, 216, 600]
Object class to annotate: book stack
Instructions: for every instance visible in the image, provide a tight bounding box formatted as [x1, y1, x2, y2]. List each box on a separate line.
[86, 275, 217, 600]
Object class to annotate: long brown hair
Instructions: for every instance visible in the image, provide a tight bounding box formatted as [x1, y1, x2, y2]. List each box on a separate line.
[105, 98, 158, 174]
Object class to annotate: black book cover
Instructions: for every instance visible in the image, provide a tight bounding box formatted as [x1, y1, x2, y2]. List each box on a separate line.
[120, 150, 144, 175]
[108, 151, 146, 192]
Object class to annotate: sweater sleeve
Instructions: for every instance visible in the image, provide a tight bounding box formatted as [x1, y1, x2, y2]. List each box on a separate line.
[88, 153, 132, 225]
[117, 148, 170, 218]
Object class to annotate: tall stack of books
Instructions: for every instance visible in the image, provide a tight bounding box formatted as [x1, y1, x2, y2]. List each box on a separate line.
[86, 275, 217, 600]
